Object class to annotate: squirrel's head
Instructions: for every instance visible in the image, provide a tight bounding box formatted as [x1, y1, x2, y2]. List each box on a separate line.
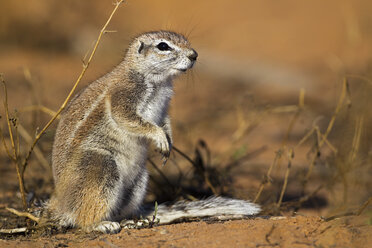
[126, 31, 197, 82]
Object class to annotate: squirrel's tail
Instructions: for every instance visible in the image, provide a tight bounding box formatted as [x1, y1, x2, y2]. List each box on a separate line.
[143, 196, 260, 224]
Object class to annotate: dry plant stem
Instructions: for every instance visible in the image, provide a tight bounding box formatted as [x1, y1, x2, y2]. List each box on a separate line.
[173, 146, 195, 166]
[324, 196, 372, 221]
[1, 80, 27, 209]
[356, 196, 372, 215]
[204, 174, 218, 195]
[23, 67, 41, 131]
[254, 150, 282, 203]
[15, 114, 20, 157]
[254, 90, 304, 204]
[0, 227, 27, 234]
[321, 79, 348, 145]
[345, 74, 372, 85]
[315, 126, 337, 154]
[22, 0, 125, 171]
[282, 89, 305, 146]
[18, 124, 50, 169]
[0, 206, 41, 234]
[349, 115, 363, 164]
[304, 79, 349, 184]
[294, 127, 315, 149]
[173, 145, 218, 195]
[0, 125, 12, 159]
[3, 84, 17, 161]
[148, 158, 175, 191]
[277, 149, 294, 207]
[283, 184, 323, 208]
[19, 105, 57, 118]
[6, 207, 40, 223]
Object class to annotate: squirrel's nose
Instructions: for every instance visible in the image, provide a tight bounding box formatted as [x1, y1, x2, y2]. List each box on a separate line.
[188, 49, 198, 61]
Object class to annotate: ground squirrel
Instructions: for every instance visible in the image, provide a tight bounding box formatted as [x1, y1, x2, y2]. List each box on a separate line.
[47, 30, 260, 233]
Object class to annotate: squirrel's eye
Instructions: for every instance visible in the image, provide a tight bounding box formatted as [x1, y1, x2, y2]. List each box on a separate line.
[157, 42, 171, 51]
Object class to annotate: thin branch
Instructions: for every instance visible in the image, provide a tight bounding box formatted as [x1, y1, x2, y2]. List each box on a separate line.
[315, 126, 338, 154]
[0, 227, 27, 234]
[320, 79, 348, 147]
[349, 115, 363, 164]
[345, 74, 372, 86]
[324, 196, 372, 221]
[18, 124, 50, 169]
[277, 149, 294, 207]
[304, 79, 349, 184]
[1, 78, 27, 209]
[13, 112, 21, 162]
[281, 88, 305, 146]
[6, 207, 40, 223]
[22, 0, 125, 170]
[254, 149, 282, 203]
[18, 105, 57, 118]
[0, 125, 12, 159]
[173, 145, 196, 166]
[173, 145, 218, 195]
[357, 196, 372, 215]
[148, 158, 175, 191]
[2, 80, 17, 161]
[294, 127, 315, 150]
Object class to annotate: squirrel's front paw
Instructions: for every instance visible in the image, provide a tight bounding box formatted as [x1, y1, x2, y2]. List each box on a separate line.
[153, 128, 171, 158]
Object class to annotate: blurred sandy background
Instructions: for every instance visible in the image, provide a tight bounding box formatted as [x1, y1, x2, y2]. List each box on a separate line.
[1, 0, 372, 218]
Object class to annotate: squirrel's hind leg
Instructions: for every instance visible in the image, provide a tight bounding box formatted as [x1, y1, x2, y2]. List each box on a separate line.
[51, 150, 122, 230]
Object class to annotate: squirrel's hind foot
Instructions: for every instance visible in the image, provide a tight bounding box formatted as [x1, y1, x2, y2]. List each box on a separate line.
[85, 221, 121, 234]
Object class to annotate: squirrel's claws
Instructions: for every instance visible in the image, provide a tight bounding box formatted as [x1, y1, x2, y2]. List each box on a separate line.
[161, 152, 170, 166]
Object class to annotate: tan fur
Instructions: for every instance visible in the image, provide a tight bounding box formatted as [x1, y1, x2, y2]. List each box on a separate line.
[47, 31, 197, 233]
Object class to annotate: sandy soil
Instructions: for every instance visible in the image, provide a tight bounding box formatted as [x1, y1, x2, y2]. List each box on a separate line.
[1, 216, 371, 248]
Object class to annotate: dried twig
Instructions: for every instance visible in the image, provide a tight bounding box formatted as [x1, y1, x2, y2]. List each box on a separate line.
[19, 105, 57, 118]
[148, 158, 175, 191]
[3, 83, 17, 161]
[254, 149, 282, 203]
[0, 123, 12, 159]
[282, 184, 324, 209]
[254, 90, 305, 204]
[356, 196, 372, 215]
[303, 79, 349, 189]
[1, 77, 27, 209]
[6, 207, 40, 223]
[349, 115, 363, 164]
[314, 126, 338, 154]
[0, 227, 27, 234]
[282, 88, 305, 145]
[324, 196, 372, 221]
[277, 149, 294, 208]
[18, 124, 50, 169]
[173, 145, 196, 166]
[22, 0, 125, 172]
[345, 74, 372, 86]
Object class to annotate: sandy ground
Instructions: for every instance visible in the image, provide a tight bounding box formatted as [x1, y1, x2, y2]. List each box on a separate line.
[1, 216, 371, 248]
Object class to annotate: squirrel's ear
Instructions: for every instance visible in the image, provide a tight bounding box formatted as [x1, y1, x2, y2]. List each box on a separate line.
[138, 41, 144, 54]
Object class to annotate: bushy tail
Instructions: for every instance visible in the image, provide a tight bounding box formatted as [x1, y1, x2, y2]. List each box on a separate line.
[144, 196, 260, 224]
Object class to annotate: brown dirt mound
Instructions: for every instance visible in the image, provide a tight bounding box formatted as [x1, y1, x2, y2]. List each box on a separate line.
[1, 216, 371, 248]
